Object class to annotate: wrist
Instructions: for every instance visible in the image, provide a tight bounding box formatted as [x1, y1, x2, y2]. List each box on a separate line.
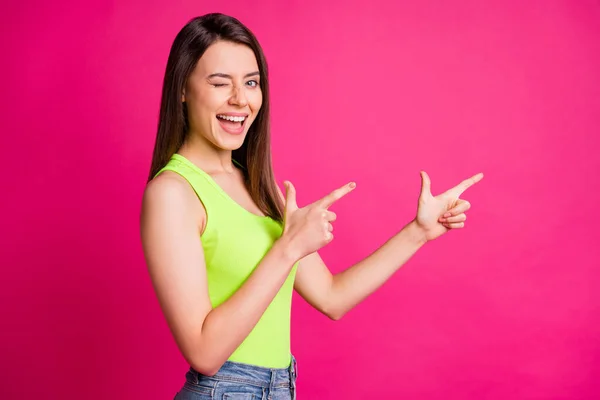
[407, 219, 429, 246]
[273, 235, 301, 265]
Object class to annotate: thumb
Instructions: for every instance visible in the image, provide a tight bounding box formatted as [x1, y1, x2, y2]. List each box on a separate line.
[284, 181, 298, 212]
[419, 171, 432, 198]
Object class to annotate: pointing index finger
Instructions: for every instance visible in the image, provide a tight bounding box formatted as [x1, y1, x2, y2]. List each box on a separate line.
[318, 182, 356, 209]
[452, 172, 484, 196]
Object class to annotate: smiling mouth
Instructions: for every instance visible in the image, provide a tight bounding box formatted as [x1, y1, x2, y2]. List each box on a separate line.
[216, 114, 247, 127]
[216, 114, 248, 134]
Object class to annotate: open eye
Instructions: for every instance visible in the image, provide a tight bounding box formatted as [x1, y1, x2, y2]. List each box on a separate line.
[246, 80, 259, 88]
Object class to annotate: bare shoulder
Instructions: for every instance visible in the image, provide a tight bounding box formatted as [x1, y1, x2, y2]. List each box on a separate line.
[142, 170, 197, 211]
[141, 170, 206, 230]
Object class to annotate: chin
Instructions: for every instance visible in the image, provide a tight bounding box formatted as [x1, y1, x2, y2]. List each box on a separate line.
[218, 134, 247, 151]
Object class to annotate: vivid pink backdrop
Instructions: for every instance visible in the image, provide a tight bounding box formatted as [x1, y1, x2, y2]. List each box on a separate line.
[2, 1, 599, 399]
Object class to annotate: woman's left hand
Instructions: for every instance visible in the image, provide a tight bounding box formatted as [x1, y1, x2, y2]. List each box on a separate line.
[414, 171, 484, 242]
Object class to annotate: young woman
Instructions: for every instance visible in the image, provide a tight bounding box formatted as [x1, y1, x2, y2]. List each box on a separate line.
[140, 13, 483, 400]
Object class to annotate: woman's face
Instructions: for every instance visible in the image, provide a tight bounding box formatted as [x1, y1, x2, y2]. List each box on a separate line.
[183, 41, 263, 151]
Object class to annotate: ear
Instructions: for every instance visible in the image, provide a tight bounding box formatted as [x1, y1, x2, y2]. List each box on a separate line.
[181, 90, 186, 103]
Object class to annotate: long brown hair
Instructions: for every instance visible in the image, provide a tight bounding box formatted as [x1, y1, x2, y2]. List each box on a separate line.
[147, 13, 283, 223]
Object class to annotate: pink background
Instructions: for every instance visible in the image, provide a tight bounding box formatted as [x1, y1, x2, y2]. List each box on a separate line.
[2, 1, 599, 399]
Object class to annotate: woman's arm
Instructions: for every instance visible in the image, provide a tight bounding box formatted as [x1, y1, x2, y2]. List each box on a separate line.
[294, 171, 483, 320]
[294, 220, 426, 320]
[140, 172, 296, 377]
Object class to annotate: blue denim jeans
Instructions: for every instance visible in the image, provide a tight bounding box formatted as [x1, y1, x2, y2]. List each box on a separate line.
[175, 355, 298, 400]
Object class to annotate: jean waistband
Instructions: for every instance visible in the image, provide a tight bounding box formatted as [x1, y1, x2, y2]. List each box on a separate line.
[191, 355, 298, 389]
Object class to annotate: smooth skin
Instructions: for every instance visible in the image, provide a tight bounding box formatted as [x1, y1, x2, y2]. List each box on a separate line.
[140, 40, 484, 377]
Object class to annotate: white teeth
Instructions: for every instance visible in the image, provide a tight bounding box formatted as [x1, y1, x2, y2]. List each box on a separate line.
[217, 115, 246, 122]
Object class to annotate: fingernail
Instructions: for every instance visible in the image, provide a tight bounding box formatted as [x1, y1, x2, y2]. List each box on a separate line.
[349, 182, 356, 188]
[443, 212, 451, 218]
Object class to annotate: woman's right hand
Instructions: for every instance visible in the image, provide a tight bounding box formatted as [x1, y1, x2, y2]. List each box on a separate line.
[280, 180, 356, 261]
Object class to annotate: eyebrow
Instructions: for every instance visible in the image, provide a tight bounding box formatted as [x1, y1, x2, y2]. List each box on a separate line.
[207, 71, 260, 79]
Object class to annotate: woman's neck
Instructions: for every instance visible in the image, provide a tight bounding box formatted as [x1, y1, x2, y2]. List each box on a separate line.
[179, 134, 235, 174]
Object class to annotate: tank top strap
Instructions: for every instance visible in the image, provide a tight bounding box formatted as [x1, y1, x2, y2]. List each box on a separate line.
[154, 153, 222, 215]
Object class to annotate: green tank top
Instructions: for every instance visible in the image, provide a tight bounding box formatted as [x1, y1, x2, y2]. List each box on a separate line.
[155, 153, 298, 368]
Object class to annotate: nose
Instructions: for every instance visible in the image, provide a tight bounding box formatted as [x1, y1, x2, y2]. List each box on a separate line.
[228, 85, 248, 107]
